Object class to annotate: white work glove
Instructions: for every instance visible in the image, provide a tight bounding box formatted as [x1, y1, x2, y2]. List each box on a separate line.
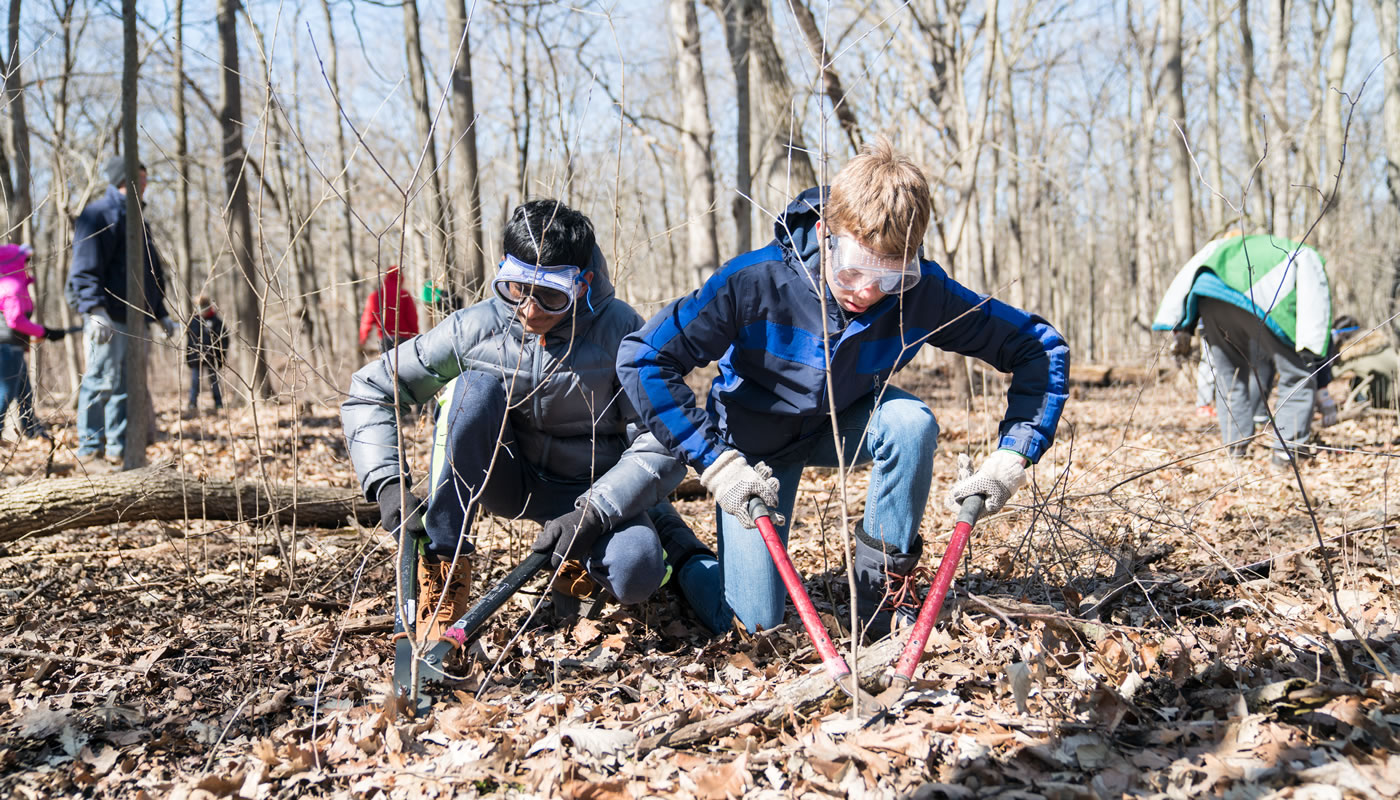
[700, 449, 784, 528]
[158, 316, 179, 339]
[950, 449, 1028, 514]
[1316, 391, 1338, 428]
[87, 308, 115, 345]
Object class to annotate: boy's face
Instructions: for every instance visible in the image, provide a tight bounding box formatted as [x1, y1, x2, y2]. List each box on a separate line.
[821, 225, 920, 315]
[512, 281, 587, 335]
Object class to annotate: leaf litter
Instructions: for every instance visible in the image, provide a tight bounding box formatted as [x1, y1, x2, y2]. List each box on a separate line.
[0, 369, 1398, 798]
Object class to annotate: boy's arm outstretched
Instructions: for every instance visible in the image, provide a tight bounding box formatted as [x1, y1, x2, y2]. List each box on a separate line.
[918, 269, 1071, 465]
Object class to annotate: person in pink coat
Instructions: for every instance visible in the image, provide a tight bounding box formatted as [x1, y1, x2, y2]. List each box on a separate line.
[0, 245, 66, 440]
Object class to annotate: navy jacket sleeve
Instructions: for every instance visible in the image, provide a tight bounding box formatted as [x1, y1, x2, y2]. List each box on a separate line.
[617, 268, 748, 472]
[919, 271, 1070, 463]
[68, 207, 111, 315]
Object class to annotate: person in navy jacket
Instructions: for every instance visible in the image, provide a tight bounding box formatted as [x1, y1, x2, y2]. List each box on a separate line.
[66, 156, 175, 465]
[617, 138, 1070, 638]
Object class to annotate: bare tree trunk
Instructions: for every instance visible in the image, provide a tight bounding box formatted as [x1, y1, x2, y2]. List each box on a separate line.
[1207, 0, 1225, 234]
[446, 0, 485, 301]
[707, 0, 752, 253]
[121, 0, 150, 469]
[50, 0, 80, 394]
[1267, 0, 1292, 231]
[1163, 0, 1194, 266]
[1377, 0, 1400, 213]
[218, 0, 271, 398]
[994, 37, 1024, 309]
[3, 0, 34, 244]
[1321, 0, 1354, 239]
[670, 0, 720, 284]
[748, 1, 816, 219]
[318, 0, 359, 350]
[173, 0, 193, 298]
[788, 0, 862, 153]
[1239, 0, 1267, 227]
[401, 0, 455, 294]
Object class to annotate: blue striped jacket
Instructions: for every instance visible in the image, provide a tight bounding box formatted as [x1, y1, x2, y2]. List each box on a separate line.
[617, 188, 1070, 471]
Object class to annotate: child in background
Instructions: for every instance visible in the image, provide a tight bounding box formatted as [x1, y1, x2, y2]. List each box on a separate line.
[185, 294, 228, 415]
[0, 244, 66, 440]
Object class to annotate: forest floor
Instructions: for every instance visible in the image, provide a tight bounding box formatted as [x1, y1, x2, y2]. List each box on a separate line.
[1, 364, 1398, 799]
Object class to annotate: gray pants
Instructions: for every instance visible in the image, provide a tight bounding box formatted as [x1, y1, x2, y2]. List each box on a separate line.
[1199, 298, 1316, 453]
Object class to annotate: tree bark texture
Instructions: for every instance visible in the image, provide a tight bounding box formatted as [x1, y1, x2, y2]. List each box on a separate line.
[121, 0, 150, 470]
[174, 0, 193, 298]
[4, 0, 34, 243]
[789, 0, 862, 154]
[318, 0, 360, 335]
[670, 0, 720, 285]
[401, 0, 455, 298]
[446, 0, 485, 300]
[706, 0, 752, 254]
[1163, 0, 1194, 267]
[218, 0, 272, 398]
[1206, 0, 1225, 234]
[0, 465, 375, 543]
[1321, 0, 1353, 243]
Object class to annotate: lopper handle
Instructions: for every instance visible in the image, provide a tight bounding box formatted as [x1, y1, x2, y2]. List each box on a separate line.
[747, 497, 851, 681]
[440, 551, 551, 647]
[891, 494, 985, 681]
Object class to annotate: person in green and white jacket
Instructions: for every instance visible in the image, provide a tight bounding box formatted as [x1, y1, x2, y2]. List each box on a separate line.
[1153, 233, 1333, 467]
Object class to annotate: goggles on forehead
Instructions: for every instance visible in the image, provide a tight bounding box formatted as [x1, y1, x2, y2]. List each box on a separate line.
[826, 235, 920, 294]
[492, 253, 582, 314]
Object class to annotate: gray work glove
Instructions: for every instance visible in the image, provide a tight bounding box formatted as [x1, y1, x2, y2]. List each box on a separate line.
[158, 316, 179, 339]
[949, 450, 1028, 514]
[87, 308, 115, 345]
[701, 449, 784, 528]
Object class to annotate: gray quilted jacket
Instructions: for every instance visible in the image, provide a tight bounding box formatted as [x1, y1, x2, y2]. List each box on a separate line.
[341, 247, 685, 528]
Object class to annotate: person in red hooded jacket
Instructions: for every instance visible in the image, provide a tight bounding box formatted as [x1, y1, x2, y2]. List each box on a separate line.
[358, 266, 419, 352]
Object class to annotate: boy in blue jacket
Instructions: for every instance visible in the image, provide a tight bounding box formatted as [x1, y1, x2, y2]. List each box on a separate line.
[617, 138, 1070, 638]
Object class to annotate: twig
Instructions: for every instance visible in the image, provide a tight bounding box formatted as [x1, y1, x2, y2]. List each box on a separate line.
[0, 647, 152, 674]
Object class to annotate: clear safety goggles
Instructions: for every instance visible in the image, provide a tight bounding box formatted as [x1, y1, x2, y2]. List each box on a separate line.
[492, 254, 581, 314]
[826, 236, 920, 294]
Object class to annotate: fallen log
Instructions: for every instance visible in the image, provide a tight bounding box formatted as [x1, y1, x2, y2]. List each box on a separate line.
[0, 464, 376, 543]
[636, 636, 902, 754]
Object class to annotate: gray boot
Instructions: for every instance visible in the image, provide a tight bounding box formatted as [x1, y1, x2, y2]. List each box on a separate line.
[853, 523, 924, 641]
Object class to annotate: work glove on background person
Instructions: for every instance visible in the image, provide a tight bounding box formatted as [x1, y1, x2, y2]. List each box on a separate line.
[1171, 329, 1194, 359]
[950, 449, 1028, 514]
[533, 503, 606, 563]
[159, 316, 179, 339]
[1316, 391, 1338, 428]
[41, 327, 65, 342]
[701, 449, 784, 528]
[87, 308, 115, 345]
[377, 480, 426, 541]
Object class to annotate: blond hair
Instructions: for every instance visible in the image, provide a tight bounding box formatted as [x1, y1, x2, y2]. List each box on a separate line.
[826, 136, 931, 261]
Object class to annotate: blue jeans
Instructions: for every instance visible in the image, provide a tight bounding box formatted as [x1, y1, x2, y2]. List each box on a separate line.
[76, 317, 129, 457]
[0, 343, 27, 437]
[679, 386, 939, 633]
[422, 370, 666, 605]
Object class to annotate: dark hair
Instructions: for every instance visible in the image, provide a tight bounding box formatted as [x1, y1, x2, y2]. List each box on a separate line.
[502, 199, 595, 270]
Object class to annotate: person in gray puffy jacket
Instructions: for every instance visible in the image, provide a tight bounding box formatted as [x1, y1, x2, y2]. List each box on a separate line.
[342, 200, 712, 647]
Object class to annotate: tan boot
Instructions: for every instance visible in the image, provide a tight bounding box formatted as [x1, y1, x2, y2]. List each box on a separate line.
[415, 555, 473, 645]
[549, 560, 602, 621]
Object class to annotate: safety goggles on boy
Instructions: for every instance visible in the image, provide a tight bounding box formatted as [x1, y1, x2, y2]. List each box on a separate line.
[492, 254, 581, 314]
[826, 235, 921, 294]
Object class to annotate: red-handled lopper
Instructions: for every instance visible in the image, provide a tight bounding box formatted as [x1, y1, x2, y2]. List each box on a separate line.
[749, 497, 876, 709]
